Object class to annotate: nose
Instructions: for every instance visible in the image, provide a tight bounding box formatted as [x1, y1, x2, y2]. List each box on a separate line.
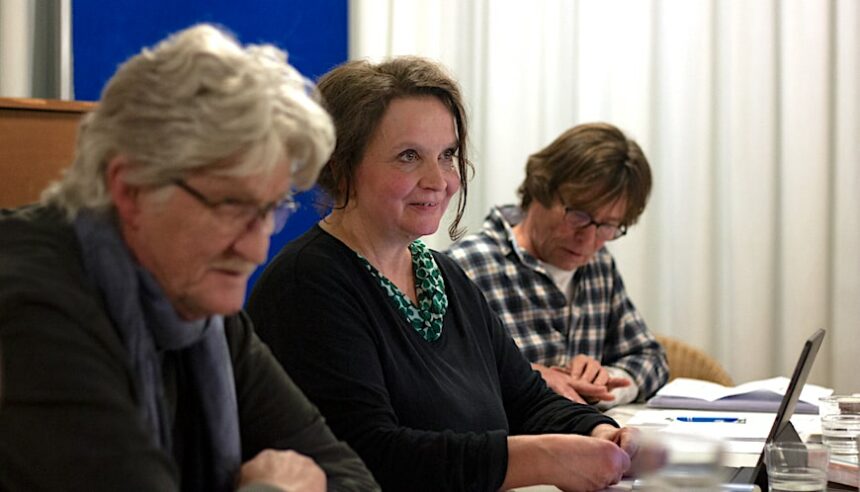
[573, 222, 599, 245]
[420, 161, 446, 190]
[231, 214, 273, 265]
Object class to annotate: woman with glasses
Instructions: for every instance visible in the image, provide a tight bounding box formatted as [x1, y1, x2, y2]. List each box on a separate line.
[0, 24, 378, 491]
[248, 59, 640, 492]
[447, 122, 669, 409]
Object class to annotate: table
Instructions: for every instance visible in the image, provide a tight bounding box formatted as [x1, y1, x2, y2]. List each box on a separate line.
[515, 404, 858, 491]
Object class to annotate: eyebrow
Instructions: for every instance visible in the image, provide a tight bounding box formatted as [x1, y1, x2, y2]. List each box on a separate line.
[392, 139, 460, 151]
[198, 181, 293, 205]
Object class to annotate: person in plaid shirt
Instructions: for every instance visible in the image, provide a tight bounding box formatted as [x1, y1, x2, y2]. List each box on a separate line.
[446, 122, 668, 408]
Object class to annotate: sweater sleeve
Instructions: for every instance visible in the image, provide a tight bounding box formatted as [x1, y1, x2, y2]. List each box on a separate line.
[247, 238, 508, 492]
[437, 254, 618, 436]
[226, 312, 379, 492]
[491, 309, 618, 434]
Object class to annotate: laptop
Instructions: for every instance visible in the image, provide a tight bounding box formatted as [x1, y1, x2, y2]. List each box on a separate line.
[724, 328, 826, 491]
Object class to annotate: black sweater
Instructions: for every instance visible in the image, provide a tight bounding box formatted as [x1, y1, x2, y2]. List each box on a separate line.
[248, 225, 616, 492]
[0, 205, 377, 491]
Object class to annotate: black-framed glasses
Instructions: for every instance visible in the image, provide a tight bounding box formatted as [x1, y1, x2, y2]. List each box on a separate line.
[563, 207, 627, 241]
[173, 179, 298, 234]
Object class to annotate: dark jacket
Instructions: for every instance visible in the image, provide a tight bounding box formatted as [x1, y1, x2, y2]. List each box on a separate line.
[0, 205, 378, 491]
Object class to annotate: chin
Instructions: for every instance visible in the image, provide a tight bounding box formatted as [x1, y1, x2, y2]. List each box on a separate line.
[182, 289, 246, 319]
[553, 257, 581, 271]
[415, 221, 444, 237]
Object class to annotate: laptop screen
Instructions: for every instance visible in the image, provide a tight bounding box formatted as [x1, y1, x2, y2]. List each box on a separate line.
[753, 328, 826, 468]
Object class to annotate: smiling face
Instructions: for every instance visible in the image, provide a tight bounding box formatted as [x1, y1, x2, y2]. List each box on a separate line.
[516, 198, 628, 271]
[348, 96, 460, 244]
[118, 160, 293, 319]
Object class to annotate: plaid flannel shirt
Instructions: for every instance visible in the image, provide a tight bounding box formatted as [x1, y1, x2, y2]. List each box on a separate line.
[446, 205, 668, 400]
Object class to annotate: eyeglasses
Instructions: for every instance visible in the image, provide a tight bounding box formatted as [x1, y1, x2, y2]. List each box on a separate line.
[563, 207, 627, 241]
[173, 179, 298, 234]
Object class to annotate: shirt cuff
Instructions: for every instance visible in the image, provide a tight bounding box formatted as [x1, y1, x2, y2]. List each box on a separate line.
[596, 367, 638, 409]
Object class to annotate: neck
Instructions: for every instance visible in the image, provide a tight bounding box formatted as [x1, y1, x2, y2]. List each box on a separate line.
[512, 214, 536, 258]
[320, 210, 413, 279]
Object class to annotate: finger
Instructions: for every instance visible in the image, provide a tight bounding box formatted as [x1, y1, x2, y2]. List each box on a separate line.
[571, 381, 615, 401]
[592, 367, 610, 387]
[579, 358, 603, 383]
[568, 378, 603, 392]
[606, 377, 632, 390]
[619, 429, 640, 457]
[568, 354, 590, 378]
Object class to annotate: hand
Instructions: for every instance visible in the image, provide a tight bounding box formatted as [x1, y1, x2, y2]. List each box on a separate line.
[238, 449, 326, 492]
[533, 359, 631, 404]
[534, 363, 588, 403]
[565, 355, 631, 403]
[590, 424, 640, 458]
[505, 434, 631, 491]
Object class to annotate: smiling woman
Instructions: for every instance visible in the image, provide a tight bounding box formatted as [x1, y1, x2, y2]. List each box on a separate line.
[248, 57, 642, 492]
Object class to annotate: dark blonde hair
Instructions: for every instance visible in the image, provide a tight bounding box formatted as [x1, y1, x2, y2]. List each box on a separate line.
[518, 122, 652, 226]
[316, 57, 472, 240]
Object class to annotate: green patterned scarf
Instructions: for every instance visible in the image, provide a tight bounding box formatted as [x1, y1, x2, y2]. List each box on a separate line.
[357, 240, 447, 341]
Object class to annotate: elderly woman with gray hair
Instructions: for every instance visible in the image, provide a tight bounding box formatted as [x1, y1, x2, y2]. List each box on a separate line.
[0, 24, 377, 492]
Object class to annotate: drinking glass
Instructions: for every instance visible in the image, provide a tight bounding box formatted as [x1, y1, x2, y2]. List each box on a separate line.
[818, 394, 860, 418]
[636, 432, 725, 491]
[821, 414, 860, 456]
[764, 442, 829, 492]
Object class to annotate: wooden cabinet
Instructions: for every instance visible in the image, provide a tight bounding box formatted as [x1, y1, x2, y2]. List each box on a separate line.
[0, 97, 96, 208]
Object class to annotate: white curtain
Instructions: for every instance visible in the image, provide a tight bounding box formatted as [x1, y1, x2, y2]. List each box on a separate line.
[350, 0, 860, 392]
[0, 0, 72, 99]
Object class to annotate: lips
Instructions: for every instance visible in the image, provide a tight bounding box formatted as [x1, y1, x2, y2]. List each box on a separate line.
[410, 201, 439, 208]
[565, 248, 585, 258]
[210, 260, 257, 276]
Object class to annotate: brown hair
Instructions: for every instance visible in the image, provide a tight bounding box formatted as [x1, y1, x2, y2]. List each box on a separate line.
[316, 57, 472, 239]
[518, 122, 652, 225]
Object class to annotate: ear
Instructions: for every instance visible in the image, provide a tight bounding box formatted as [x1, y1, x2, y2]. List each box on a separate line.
[105, 155, 142, 229]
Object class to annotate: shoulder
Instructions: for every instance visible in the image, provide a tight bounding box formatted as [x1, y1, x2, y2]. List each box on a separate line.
[223, 311, 254, 349]
[255, 225, 357, 288]
[432, 250, 494, 309]
[0, 205, 81, 274]
[445, 231, 507, 273]
[445, 205, 517, 270]
[433, 250, 471, 283]
[0, 205, 102, 319]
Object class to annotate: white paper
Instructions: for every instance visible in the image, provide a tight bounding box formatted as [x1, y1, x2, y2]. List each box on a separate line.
[627, 410, 822, 441]
[653, 377, 832, 404]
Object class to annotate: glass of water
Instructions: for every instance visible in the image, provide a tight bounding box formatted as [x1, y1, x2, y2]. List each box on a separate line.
[821, 414, 860, 456]
[764, 442, 829, 492]
[636, 431, 725, 491]
[819, 394, 860, 418]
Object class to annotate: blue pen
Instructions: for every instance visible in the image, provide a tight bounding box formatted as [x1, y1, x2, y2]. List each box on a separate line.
[673, 416, 746, 423]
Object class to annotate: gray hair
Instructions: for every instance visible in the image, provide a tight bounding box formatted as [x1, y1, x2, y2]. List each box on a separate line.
[43, 24, 335, 217]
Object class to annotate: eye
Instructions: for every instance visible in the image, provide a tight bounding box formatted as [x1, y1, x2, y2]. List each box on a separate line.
[440, 148, 458, 166]
[398, 149, 419, 162]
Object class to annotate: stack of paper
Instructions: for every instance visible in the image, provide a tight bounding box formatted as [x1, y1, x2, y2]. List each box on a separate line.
[647, 377, 833, 414]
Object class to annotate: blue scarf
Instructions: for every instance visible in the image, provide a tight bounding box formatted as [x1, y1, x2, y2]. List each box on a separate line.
[73, 210, 240, 491]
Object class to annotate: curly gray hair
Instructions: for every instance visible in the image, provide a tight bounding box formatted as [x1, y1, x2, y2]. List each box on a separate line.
[43, 24, 335, 217]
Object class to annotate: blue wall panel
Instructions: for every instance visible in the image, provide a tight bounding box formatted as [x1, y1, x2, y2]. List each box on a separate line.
[72, 0, 347, 299]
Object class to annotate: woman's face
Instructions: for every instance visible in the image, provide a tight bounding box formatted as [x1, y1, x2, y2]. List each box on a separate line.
[350, 96, 460, 243]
